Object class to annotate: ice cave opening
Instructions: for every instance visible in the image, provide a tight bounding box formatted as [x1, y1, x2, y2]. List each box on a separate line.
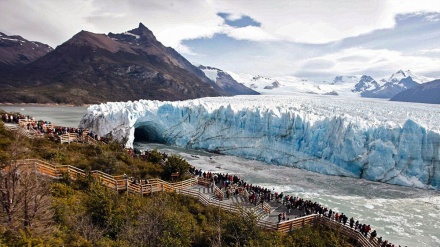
[134, 123, 166, 143]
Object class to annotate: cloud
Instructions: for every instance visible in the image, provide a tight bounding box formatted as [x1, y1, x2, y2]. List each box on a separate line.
[3, 0, 439, 48]
[214, 0, 440, 44]
[222, 26, 278, 41]
[294, 48, 440, 78]
[419, 48, 440, 54]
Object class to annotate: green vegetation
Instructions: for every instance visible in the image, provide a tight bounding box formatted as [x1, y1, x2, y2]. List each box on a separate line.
[0, 121, 352, 246]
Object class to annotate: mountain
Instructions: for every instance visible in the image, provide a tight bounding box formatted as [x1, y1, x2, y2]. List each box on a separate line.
[362, 70, 424, 98]
[352, 75, 380, 94]
[0, 23, 234, 104]
[0, 32, 53, 70]
[390, 79, 440, 104]
[197, 65, 259, 95]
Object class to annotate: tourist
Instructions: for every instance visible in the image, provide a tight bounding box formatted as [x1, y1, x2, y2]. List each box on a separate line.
[370, 230, 377, 241]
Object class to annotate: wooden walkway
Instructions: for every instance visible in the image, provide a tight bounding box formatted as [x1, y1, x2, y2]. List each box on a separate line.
[1, 159, 379, 247]
[4, 121, 96, 144]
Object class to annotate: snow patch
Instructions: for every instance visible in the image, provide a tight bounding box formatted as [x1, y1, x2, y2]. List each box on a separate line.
[125, 32, 140, 39]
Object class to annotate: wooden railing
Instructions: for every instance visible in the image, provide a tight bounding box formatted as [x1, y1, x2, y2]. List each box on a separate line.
[273, 215, 317, 232]
[4, 124, 33, 139]
[316, 216, 379, 247]
[178, 188, 241, 214]
[60, 133, 79, 144]
[9, 159, 199, 196]
[261, 201, 271, 214]
[84, 135, 98, 145]
[213, 185, 224, 201]
[239, 187, 249, 202]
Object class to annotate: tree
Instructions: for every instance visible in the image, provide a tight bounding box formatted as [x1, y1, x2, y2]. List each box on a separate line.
[0, 165, 54, 240]
[163, 154, 190, 180]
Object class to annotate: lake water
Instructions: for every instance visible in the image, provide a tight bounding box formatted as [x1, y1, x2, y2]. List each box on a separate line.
[0, 105, 88, 127]
[2, 105, 439, 246]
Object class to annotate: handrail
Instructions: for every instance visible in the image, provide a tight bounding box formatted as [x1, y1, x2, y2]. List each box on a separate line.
[7, 159, 197, 195]
[316, 216, 378, 247]
[261, 201, 271, 214]
[239, 187, 249, 202]
[213, 184, 224, 201]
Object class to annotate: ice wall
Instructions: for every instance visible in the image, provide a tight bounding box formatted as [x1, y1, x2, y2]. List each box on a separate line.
[79, 95, 440, 190]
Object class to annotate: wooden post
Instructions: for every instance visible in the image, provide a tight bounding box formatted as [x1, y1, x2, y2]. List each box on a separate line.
[126, 179, 129, 194]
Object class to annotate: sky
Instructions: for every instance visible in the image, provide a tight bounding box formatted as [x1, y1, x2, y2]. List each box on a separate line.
[1, 0, 439, 80]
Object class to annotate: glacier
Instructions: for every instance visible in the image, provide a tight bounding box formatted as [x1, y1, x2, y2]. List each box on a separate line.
[79, 95, 440, 190]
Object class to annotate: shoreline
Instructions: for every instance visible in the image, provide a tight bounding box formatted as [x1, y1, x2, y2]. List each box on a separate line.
[0, 103, 90, 107]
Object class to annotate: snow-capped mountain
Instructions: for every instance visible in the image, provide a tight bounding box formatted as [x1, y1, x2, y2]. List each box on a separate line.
[226, 69, 434, 99]
[228, 72, 327, 95]
[363, 70, 432, 98]
[228, 73, 377, 97]
[197, 65, 259, 95]
[385, 69, 432, 84]
[352, 75, 380, 93]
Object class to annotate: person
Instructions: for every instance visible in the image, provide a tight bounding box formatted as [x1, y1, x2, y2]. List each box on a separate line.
[365, 224, 371, 237]
[350, 217, 354, 228]
[278, 213, 282, 223]
[377, 236, 383, 245]
[370, 230, 377, 241]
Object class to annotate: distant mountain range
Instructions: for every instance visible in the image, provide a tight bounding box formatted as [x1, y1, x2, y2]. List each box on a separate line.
[0, 23, 256, 104]
[228, 70, 438, 103]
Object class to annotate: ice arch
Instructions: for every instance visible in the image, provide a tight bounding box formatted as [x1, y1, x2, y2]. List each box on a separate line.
[134, 122, 166, 143]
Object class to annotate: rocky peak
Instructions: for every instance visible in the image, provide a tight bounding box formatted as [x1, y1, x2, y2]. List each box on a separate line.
[108, 22, 158, 46]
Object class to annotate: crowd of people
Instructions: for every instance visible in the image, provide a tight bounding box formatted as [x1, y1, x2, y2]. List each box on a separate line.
[190, 166, 404, 247]
[1, 112, 101, 142]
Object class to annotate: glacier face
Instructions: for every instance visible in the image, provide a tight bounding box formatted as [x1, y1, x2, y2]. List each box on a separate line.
[79, 95, 440, 189]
